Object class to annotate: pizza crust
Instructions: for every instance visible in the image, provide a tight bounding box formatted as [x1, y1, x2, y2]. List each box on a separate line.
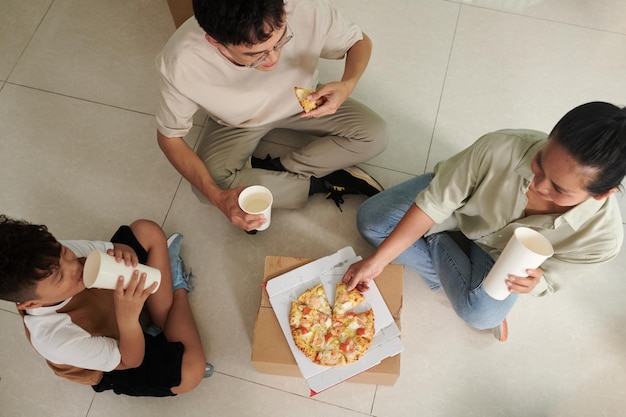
[297, 284, 332, 315]
[333, 282, 365, 317]
[294, 86, 326, 113]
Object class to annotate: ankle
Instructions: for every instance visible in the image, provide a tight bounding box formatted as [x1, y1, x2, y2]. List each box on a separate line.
[309, 177, 327, 195]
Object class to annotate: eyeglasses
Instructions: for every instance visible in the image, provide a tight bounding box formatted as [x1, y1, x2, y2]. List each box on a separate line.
[226, 23, 293, 68]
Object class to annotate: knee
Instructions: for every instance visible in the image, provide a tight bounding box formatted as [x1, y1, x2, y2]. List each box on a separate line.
[174, 359, 207, 394]
[129, 220, 166, 248]
[364, 116, 390, 156]
[356, 198, 387, 245]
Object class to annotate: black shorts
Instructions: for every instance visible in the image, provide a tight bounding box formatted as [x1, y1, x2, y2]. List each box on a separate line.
[91, 226, 184, 397]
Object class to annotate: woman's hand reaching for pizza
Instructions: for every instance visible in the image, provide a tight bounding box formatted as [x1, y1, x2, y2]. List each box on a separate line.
[342, 256, 385, 292]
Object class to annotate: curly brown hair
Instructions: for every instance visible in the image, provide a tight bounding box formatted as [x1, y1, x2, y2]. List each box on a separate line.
[0, 215, 61, 303]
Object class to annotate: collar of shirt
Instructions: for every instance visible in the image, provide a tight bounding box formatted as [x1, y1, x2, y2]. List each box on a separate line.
[26, 297, 72, 316]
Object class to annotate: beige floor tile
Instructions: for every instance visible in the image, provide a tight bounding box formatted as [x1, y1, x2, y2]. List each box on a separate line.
[460, 0, 626, 34]
[318, 0, 461, 176]
[0, 0, 52, 80]
[8, 0, 175, 114]
[0, 310, 96, 417]
[86, 372, 369, 417]
[429, 5, 626, 170]
[0, 300, 18, 314]
[0, 84, 196, 236]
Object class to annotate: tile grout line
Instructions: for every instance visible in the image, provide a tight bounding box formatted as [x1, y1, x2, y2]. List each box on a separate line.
[424, 2, 463, 172]
[213, 372, 374, 415]
[460, 2, 626, 37]
[4, 0, 57, 84]
[2, 81, 156, 118]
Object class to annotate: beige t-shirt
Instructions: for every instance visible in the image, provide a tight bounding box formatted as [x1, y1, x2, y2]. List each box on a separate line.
[155, 0, 363, 138]
[415, 129, 624, 295]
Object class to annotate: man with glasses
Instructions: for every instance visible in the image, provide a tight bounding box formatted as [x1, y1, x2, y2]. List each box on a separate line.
[156, 0, 389, 232]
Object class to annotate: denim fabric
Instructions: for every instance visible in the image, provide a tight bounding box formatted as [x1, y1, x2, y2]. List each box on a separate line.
[357, 174, 517, 329]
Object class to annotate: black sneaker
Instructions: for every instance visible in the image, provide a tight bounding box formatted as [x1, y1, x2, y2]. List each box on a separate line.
[320, 166, 384, 211]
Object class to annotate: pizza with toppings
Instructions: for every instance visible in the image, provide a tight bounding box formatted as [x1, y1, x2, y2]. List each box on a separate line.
[294, 86, 326, 113]
[333, 281, 365, 316]
[289, 282, 374, 366]
[297, 283, 332, 315]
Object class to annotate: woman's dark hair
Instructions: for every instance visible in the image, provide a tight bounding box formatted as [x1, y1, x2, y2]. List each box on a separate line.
[550, 101, 626, 195]
[0, 215, 61, 303]
[193, 0, 285, 46]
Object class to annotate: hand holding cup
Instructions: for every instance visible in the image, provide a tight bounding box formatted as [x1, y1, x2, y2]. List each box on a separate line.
[83, 250, 161, 294]
[483, 227, 553, 300]
[238, 185, 274, 231]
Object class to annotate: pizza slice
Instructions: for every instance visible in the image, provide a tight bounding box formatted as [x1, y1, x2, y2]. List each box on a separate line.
[339, 310, 374, 364]
[289, 301, 331, 330]
[342, 310, 375, 341]
[292, 325, 317, 362]
[294, 86, 326, 113]
[332, 282, 365, 318]
[341, 335, 371, 364]
[297, 283, 332, 315]
[315, 340, 347, 367]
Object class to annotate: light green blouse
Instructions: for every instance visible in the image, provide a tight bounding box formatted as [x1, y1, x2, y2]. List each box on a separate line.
[415, 129, 624, 296]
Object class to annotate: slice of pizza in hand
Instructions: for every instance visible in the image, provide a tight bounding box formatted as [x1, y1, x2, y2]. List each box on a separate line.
[332, 282, 365, 318]
[294, 86, 326, 113]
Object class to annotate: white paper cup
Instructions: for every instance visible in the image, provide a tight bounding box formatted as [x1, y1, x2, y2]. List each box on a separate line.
[238, 185, 273, 231]
[482, 227, 553, 300]
[83, 250, 161, 293]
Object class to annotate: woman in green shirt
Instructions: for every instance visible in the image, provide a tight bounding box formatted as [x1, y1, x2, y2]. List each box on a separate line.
[343, 102, 626, 338]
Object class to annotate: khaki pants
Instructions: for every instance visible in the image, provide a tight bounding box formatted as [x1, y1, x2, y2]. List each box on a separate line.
[194, 98, 389, 208]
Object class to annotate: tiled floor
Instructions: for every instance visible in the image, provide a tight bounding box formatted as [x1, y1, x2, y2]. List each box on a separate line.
[1, 0, 625, 416]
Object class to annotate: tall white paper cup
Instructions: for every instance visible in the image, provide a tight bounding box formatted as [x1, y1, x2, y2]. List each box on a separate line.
[483, 227, 553, 300]
[238, 185, 273, 231]
[83, 250, 161, 293]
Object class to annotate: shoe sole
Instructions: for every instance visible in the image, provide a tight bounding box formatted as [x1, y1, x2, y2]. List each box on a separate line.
[494, 318, 508, 342]
[167, 233, 182, 248]
[343, 166, 384, 194]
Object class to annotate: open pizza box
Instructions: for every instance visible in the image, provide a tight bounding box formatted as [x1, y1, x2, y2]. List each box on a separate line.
[253, 247, 403, 395]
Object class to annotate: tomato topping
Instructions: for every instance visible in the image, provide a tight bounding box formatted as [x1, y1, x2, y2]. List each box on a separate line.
[303, 307, 312, 315]
[356, 328, 366, 336]
[325, 333, 334, 341]
[298, 326, 309, 334]
[340, 338, 354, 353]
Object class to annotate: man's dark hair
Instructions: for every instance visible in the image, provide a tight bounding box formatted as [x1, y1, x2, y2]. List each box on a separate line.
[193, 0, 285, 46]
[550, 101, 626, 195]
[0, 215, 61, 303]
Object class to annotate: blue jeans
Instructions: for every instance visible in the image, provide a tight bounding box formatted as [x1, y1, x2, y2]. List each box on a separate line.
[357, 174, 517, 329]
